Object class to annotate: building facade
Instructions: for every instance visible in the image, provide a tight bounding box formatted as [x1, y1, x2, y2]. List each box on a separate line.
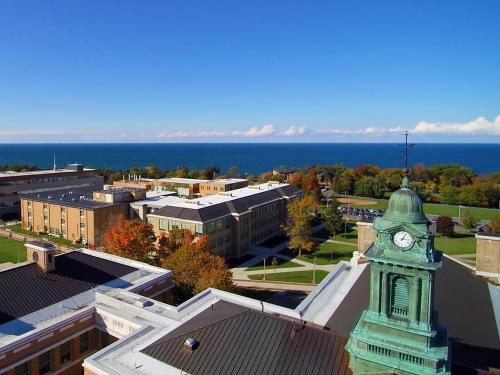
[0, 164, 103, 220]
[0, 241, 173, 375]
[146, 182, 301, 258]
[20, 188, 146, 249]
[198, 178, 248, 197]
[475, 233, 500, 283]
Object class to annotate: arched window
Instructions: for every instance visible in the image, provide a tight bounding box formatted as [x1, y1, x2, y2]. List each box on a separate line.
[391, 276, 409, 317]
[32, 252, 39, 262]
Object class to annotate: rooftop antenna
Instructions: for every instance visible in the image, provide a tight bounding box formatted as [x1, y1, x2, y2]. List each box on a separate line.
[402, 130, 416, 176]
[53, 153, 57, 171]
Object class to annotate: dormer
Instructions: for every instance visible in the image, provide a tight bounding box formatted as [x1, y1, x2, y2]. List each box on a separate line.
[25, 241, 57, 272]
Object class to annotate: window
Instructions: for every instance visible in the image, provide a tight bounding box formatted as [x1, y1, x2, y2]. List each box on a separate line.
[391, 276, 409, 317]
[39, 351, 51, 374]
[159, 219, 166, 230]
[43, 203, 48, 211]
[168, 220, 178, 230]
[216, 219, 223, 231]
[15, 362, 29, 375]
[27, 201, 32, 208]
[224, 217, 232, 229]
[60, 341, 72, 364]
[61, 218, 66, 224]
[79, 332, 90, 354]
[43, 215, 48, 222]
[181, 222, 189, 229]
[80, 210, 85, 218]
[61, 207, 66, 215]
[80, 223, 86, 230]
[195, 224, 203, 235]
[32, 252, 39, 262]
[147, 217, 153, 225]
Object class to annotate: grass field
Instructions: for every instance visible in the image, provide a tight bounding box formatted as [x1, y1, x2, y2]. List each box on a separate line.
[9, 224, 78, 248]
[248, 270, 329, 284]
[280, 241, 354, 265]
[340, 196, 499, 220]
[0, 237, 26, 263]
[434, 231, 476, 255]
[245, 256, 303, 271]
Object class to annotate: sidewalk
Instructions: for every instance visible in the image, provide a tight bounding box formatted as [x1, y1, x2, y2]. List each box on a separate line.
[0, 228, 75, 253]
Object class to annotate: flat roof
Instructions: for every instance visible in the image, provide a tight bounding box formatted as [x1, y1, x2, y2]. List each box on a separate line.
[95, 187, 145, 194]
[22, 187, 122, 209]
[0, 168, 95, 179]
[200, 178, 247, 185]
[156, 177, 207, 184]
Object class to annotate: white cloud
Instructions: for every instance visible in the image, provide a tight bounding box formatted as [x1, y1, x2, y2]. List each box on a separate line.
[413, 116, 500, 135]
[281, 126, 306, 136]
[242, 124, 275, 137]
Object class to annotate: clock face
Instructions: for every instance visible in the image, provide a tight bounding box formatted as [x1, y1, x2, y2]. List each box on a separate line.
[393, 231, 413, 249]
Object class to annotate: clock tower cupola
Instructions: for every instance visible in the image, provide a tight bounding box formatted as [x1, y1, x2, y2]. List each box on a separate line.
[346, 174, 450, 374]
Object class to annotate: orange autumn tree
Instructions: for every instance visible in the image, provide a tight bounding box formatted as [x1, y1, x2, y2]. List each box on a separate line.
[161, 234, 235, 302]
[103, 218, 157, 262]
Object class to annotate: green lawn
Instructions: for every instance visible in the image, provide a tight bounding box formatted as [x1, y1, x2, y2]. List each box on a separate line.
[9, 224, 78, 248]
[245, 256, 303, 271]
[248, 270, 329, 284]
[0, 237, 27, 263]
[340, 196, 498, 221]
[313, 226, 358, 244]
[280, 241, 354, 265]
[434, 231, 476, 255]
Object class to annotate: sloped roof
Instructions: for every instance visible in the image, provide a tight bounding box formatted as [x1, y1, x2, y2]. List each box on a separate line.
[142, 301, 352, 375]
[0, 251, 137, 325]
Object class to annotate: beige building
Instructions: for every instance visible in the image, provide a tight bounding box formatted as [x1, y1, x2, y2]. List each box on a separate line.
[152, 178, 206, 198]
[20, 187, 146, 249]
[0, 164, 103, 220]
[475, 233, 500, 283]
[0, 241, 173, 375]
[198, 178, 248, 197]
[145, 182, 301, 258]
[112, 179, 154, 191]
[356, 222, 376, 253]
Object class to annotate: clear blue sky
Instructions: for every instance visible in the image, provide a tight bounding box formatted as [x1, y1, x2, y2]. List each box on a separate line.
[1, 0, 499, 142]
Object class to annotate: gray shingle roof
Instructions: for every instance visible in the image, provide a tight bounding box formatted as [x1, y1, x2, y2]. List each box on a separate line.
[142, 301, 352, 375]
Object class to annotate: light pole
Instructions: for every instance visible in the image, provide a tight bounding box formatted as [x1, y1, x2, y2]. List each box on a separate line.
[263, 258, 266, 281]
[330, 233, 335, 262]
[459, 205, 463, 225]
[313, 257, 317, 284]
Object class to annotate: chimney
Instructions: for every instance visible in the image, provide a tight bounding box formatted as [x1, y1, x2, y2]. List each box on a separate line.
[25, 241, 57, 272]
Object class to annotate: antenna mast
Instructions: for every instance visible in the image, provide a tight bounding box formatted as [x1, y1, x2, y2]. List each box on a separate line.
[402, 131, 415, 176]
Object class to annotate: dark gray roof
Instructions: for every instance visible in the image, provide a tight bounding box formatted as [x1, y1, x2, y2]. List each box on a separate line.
[0, 251, 137, 325]
[22, 187, 118, 210]
[325, 256, 500, 372]
[142, 301, 352, 375]
[155, 185, 302, 222]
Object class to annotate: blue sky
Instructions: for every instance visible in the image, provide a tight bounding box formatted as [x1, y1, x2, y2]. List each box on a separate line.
[0, 0, 499, 143]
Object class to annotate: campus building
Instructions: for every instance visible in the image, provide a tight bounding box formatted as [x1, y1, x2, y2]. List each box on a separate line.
[0, 164, 103, 220]
[20, 187, 146, 249]
[81, 175, 499, 374]
[152, 178, 206, 198]
[1, 178, 499, 375]
[475, 233, 500, 283]
[0, 241, 173, 375]
[112, 178, 154, 191]
[198, 178, 248, 197]
[144, 182, 301, 258]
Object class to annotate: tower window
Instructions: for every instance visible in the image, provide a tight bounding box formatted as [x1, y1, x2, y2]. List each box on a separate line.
[391, 276, 409, 317]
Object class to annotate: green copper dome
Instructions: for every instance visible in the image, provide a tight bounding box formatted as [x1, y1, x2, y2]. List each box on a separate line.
[383, 177, 428, 224]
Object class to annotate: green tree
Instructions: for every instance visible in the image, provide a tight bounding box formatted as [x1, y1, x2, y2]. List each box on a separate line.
[354, 176, 384, 198]
[439, 185, 460, 205]
[461, 211, 477, 232]
[228, 166, 238, 175]
[321, 198, 344, 236]
[284, 196, 319, 256]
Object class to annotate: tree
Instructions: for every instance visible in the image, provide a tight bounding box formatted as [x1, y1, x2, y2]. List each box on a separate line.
[284, 196, 319, 256]
[439, 185, 460, 205]
[321, 198, 344, 236]
[461, 211, 477, 232]
[103, 219, 157, 262]
[161, 235, 234, 302]
[228, 166, 238, 175]
[354, 176, 384, 198]
[436, 216, 454, 237]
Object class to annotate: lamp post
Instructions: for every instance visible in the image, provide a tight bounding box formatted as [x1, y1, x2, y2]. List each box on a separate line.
[313, 257, 317, 284]
[263, 258, 266, 281]
[459, 205, 463, 225]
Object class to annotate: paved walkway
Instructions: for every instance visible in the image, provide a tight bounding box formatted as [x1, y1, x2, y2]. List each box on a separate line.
[0, 228, 74, 253]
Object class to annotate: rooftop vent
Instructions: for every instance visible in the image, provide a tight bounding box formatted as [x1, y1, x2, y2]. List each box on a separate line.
[184, 337, 198, 351]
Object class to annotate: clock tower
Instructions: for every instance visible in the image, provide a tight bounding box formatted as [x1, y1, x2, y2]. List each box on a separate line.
[346, 177, 450, 374]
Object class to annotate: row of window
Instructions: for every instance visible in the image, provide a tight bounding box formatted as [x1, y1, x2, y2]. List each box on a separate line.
[14, 332, 90, 375]
[209, 233, 231, 248]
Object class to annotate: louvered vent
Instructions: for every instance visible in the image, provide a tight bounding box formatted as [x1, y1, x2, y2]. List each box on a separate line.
[391, 277, 409, 317]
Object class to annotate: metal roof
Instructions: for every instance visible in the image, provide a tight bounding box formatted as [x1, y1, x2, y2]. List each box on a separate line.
[0, 251, 138, 325]
[142, 301, 352, 375]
